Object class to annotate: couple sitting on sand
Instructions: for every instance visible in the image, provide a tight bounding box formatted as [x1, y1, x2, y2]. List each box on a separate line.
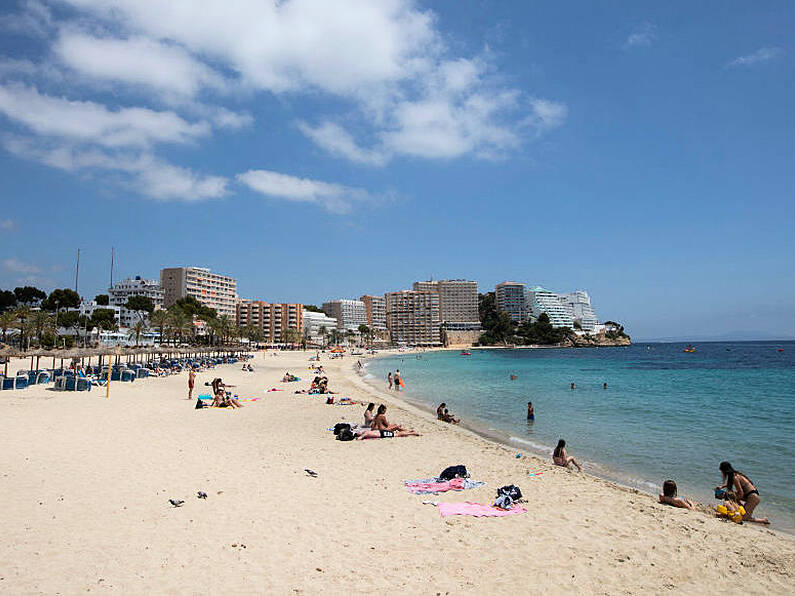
[355, 403, 420, 439]
[209, 378, 243, 408]
[281, 372, 298, 382]
[436, 403, 460, 424]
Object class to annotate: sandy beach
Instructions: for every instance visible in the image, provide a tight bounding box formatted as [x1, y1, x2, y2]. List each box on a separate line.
[0, 349, 793, 595]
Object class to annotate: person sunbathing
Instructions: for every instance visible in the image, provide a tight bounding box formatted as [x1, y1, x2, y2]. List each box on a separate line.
[658, 480, 694, 509]
[354, 405, 420, 438]
[364, 403, 375, 427]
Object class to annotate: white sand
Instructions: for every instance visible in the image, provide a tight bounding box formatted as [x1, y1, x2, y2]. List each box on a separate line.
[0, 350, 793, 594]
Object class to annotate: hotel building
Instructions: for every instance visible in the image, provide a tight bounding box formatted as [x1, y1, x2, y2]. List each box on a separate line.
[385, 290, 441, 346]
[302, 311, 340, 341]
[160, 267, 237, 319]
[108, 276, 164, 328]
[495, 281, 526, 322]
[322, 299, 367, 331]
[235, 300, 303, 343]
[360, 295, 387, 330]
[559, 291, 599, 333]
[525, 286, 574, 328]
[413, 279, 480, 330]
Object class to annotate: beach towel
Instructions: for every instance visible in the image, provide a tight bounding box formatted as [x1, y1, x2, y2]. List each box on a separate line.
[435, 501, 526, 518]
[404, 478, 486, 495]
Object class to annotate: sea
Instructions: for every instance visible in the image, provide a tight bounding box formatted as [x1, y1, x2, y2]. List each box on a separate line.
[364, 341, 795, 533]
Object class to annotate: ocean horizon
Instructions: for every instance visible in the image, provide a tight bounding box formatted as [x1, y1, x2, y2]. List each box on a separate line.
[365, 341, 795, 533]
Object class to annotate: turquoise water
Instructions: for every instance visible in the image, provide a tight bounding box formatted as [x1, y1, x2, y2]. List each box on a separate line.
[365, 342, 795, 532]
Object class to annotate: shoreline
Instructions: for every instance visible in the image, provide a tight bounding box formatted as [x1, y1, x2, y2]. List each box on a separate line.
[0, 350, 793, 593]
[357, 349, 793, 536]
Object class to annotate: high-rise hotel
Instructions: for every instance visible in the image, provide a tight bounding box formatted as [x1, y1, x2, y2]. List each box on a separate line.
[413, 279, 479, 330]
[385, 290, 441, 346]
[160, 267, 238, 318]
[495, 281, 526, 322]
[236, 300, 303, 343]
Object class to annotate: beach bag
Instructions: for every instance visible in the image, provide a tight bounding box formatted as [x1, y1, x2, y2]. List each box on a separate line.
[333, 423, 351, 436]
[497, 485, 522, 500]
[336, 428, 355, 441]
[493, 494, 514, 510]
[439, 465, 468, 481]
[195, 398, 206, 409]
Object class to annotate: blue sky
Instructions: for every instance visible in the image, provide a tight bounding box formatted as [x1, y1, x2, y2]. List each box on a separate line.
[0, 1, 792, 340]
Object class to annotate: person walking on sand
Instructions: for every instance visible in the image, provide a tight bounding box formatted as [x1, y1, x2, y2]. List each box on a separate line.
[553, 439, 582, 471]
[527, 401, 534, 421]
[187, 368, 196, 400]
[387, 372, 393, 390]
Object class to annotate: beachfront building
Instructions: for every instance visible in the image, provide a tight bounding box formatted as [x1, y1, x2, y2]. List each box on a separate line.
[495, 281, 526, 322]
[322, 299, 367, 331]
[160, 267, 237, 319]
[74, 301, 122, 326]
[359, 295, 387, 331]
[108, 276, 164, 327]
[235, 300, 303, 343]
[559, 291, 599, 333]
[302, 310, 339, 342]
[525, 286, 574, 328]
[413, 279, 480, 330]
[385, 290, 442, 346]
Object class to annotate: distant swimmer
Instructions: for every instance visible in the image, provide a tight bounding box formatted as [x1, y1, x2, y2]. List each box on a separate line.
[510, 374, 517, 380]
[527, 401, 534, 421]
[570, 382, 575, 390]
[603, 382, 608, 390]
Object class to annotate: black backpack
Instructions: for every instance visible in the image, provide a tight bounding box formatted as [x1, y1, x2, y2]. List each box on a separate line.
[497, 485, 522, 500]
[439, 465, 468, 481]
[336, 428, 355, 441]
[333, 423, 351, 436]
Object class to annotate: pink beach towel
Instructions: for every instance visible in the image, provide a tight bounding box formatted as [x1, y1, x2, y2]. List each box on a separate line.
[406, 478, 466, 494]
[436, 501, 526, 518]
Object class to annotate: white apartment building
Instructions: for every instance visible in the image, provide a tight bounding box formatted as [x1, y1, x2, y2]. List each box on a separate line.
[413, 279, 480, 330]
[160, 267, 238, 319]
[525, 286, 574, 328]
[559, 291, 599, 333]
[302, 311, 340, 341]
[495, 281, 526, 322]
[360, 295, 387, 330]
[73, 301, 122, 327]
[385, 290, 441, 346]
[322, 299, 367, 331]
[108, 276, 164, 327]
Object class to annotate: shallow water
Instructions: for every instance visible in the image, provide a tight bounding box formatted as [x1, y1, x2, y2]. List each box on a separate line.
[366, 342, 795, 532]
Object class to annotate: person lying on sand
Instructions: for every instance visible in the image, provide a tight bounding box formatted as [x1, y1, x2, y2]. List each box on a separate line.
[552, 439, 582, 471]
[658, 480, 694, 509]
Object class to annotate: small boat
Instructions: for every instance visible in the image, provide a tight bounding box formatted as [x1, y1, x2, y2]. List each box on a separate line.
[460, 350, 472, 356]
[683, 344, 696, 353]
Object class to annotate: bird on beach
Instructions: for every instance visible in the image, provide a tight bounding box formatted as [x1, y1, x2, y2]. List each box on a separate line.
[304, 469, 318, 477]
[197, 491, 208, 499]
[169, 499, 185, 507]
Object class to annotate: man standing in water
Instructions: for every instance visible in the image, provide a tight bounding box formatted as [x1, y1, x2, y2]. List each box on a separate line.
[394, 369, 401, 391]
[387, 371, 393, 390]
[527, 401, 534, 421]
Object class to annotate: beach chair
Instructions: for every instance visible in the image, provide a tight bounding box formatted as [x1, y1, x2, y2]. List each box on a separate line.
[136, 368, 149, 379]
[14, 375, 28, 389]
[76, 378, 92, 391]
[1, 376, 14, 390]
[36, 371, 51, 384]
[121, 370, 136, 382]
[53, 377, 67, 391]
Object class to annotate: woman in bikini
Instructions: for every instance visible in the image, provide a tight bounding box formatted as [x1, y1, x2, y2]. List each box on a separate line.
[363, 403, 375, 428]
[717, 461, 769, 524]
[658, 480, 694, 509]
[356, 405, 420, 439]
[552, 439, 582, 471]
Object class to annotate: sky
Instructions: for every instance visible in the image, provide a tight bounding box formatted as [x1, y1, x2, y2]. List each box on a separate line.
[0, 1, 793, 340]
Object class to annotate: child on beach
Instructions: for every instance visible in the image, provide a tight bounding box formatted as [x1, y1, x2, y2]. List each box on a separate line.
[658, 480, 694, 509]
[387, 372, 393, 390]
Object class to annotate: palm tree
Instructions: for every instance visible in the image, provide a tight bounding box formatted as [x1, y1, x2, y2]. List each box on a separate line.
[13, 306, 32, 350]
[169, 310, 192, 346]
[319, 325, 328, 347]
[31, 310, 55, 347]
[0, 310, 17, 344]
[129, 320, 146, 347]
[149, 309, 170, 347]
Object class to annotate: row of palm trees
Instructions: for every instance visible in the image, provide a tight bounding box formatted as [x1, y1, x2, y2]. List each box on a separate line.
[1, 307, 61, 349]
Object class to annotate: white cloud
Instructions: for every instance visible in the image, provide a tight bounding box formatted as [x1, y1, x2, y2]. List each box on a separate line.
[54, 32, 227, 100]
[296, 121, 387, 166]
[237, 169, 376, 213]
[0, 1, 53, 38]
[623, 22, 656, 49]
[527, 98, 568, 132]
[0, 219, 13, 231]
[727, 47, 783, 68]
[2, 257, 41, 274]
[0, 84, 210, 147]
[3, 136, 228, 201]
